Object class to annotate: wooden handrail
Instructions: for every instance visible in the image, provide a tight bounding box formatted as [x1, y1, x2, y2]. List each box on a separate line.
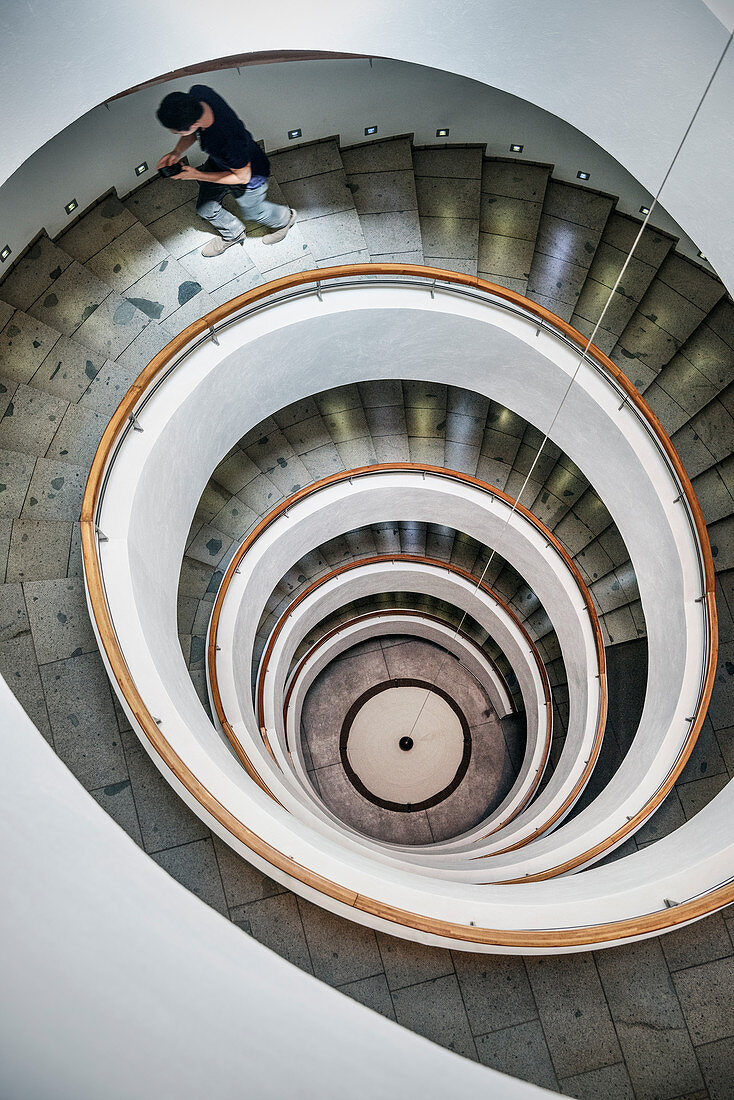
[80, 264, 720, 947]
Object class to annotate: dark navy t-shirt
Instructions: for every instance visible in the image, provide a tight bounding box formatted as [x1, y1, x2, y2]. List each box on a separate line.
[189, 84, 270, 178]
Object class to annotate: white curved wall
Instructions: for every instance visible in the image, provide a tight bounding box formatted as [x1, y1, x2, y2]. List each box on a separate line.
[3, 1, 733, 289]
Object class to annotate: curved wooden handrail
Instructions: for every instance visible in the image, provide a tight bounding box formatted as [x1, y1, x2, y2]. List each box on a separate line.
[207, 465, 606, 849]
[80, 264, 719, 947]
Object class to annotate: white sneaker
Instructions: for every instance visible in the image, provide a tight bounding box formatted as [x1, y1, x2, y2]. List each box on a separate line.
[262, 209, 297, 246]
[201, 230, 246, 257]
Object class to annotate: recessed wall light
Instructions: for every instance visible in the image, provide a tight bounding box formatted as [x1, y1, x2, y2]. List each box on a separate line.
[698, 250, 707, 260]
[639, 205, 651, 215]
[510, 143, 523, 153]
[288, 129, 302, 140]
[577, 171, 590, 181]
[364, 125, 378, 136]
[436, 128, 449, 138]
[65, 199, 78, 215]
[135, 162, 148, 177]
[0, 245, 11, 262]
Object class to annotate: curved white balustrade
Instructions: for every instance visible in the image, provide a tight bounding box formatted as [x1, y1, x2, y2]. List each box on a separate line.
[84, 272, 723, 950]
[247, 563, 552, 846]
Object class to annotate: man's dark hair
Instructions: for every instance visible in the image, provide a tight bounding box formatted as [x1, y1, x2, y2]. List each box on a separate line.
[156, 92, 203, 131]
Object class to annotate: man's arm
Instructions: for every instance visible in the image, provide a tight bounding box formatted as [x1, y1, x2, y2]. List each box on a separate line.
[175, 162, 252, 185]
[156, 133, 197, 170]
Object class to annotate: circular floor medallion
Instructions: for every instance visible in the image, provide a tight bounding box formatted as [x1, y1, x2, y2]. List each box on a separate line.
[340, 679, 471, 812]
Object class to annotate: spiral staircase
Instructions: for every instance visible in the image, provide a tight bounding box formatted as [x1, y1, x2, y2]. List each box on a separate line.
[2, 133, 733, 1097]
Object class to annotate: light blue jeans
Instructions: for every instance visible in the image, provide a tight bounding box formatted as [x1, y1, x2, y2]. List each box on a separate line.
[196, 170, 290, 241]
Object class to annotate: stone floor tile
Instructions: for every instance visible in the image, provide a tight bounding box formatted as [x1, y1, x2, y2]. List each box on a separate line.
[559, 1062, 635, 1100]
[27, 262, 111, 338]
[146, 200, 213, 259]
[376, 930, 454, 991]
[57, 194, 137, 264]
[46, 404, 108, 466]
[695, 1036, 734, 1100]
[342, 138, 413, 175]
[72, 291, 150, 360]
[391, 974, 477, 1060]
[0, 449, 38, 518]
[359, 211, 423, 256]
[121, 727, 209, 852]
[80, 361, 138, 418]
[0, 581, 29, 642]
[6, 518, 72, 582]
[348, 168, 417, 215]
[90, 778, 142, 846]
[525, 953, 621, 1078]
[23, 576, 96, 663]
[414, 146, 483, 180]
[452, 951, 537, 1036]
[419, 216, 479, 260]
[0, 236, 74, 312]
[634, 788, 685, 848]
[595, 939, 703, 1100]
[185, 523, 233, 568]
[280, 170, 354, 220]
[211, 835, 285, 909]
[30, 336, 107, 404]
[678, 773, 729, 820]
[123, 257, 204, 324]
[0, 309, 61, 384]
[84, 221, 169, 292]
[296, 209, 366, 262]
[673, 957, 734, 1044]
[40, 651, 126, 788]
[124, 175, 200, 226]
[337, 974, 395, 1020]
[0, 384, 68, 456]
[0, 633, 53, 742]
[476, 1020, 558, 1091]
[152, 837, 227, 916]
[661, 913, 733, 971]
[241, 892, 313, 973]
[297, 896, 383, 986]
[678, 719, 727, 785]
[20, 457, 90, 521]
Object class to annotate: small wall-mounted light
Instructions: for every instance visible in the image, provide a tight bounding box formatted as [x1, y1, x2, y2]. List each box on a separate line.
[135, 162, 148, 177]
[288, 129, 302, 140]
[364, 125, 378, 136]
[436, 128, 449, 138]
[698, 250, 707, 260]
[0, 245, 11, 262]
[577, 171, 590, 181]
[639, 205, 651, 215]
[64, 199, 78, 215]
[510, 143, 523, 153]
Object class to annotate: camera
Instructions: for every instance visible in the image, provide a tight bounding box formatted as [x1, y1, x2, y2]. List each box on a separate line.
[159, 162, 183, 178]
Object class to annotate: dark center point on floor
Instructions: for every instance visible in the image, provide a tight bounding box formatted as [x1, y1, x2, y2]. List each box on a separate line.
[399, 736, 414, 752]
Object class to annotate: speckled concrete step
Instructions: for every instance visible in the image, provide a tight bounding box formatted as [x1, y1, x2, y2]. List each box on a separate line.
[268, 139, 369, 266]
[570, 212, 675, 356]
[478, 158, 551, 294]
[413, 145, 483, 276]
[610, 254, 726, 392]
[526, 180, 615, 322]
[341, 136, 423, 264]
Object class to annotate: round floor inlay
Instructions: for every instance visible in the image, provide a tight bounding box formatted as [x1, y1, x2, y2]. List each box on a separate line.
[340, 679, 471, 812]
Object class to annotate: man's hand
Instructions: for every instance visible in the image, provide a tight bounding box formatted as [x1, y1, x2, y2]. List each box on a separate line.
[156, 152, 181, 170]
[174, 164, 201, 181]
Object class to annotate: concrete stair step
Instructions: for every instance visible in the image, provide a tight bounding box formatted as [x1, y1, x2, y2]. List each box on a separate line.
[478, 157, 551, 294]
[527, 180, 615, 322]
[413, 145, 483, 276]
[342, 136, 423, 264]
